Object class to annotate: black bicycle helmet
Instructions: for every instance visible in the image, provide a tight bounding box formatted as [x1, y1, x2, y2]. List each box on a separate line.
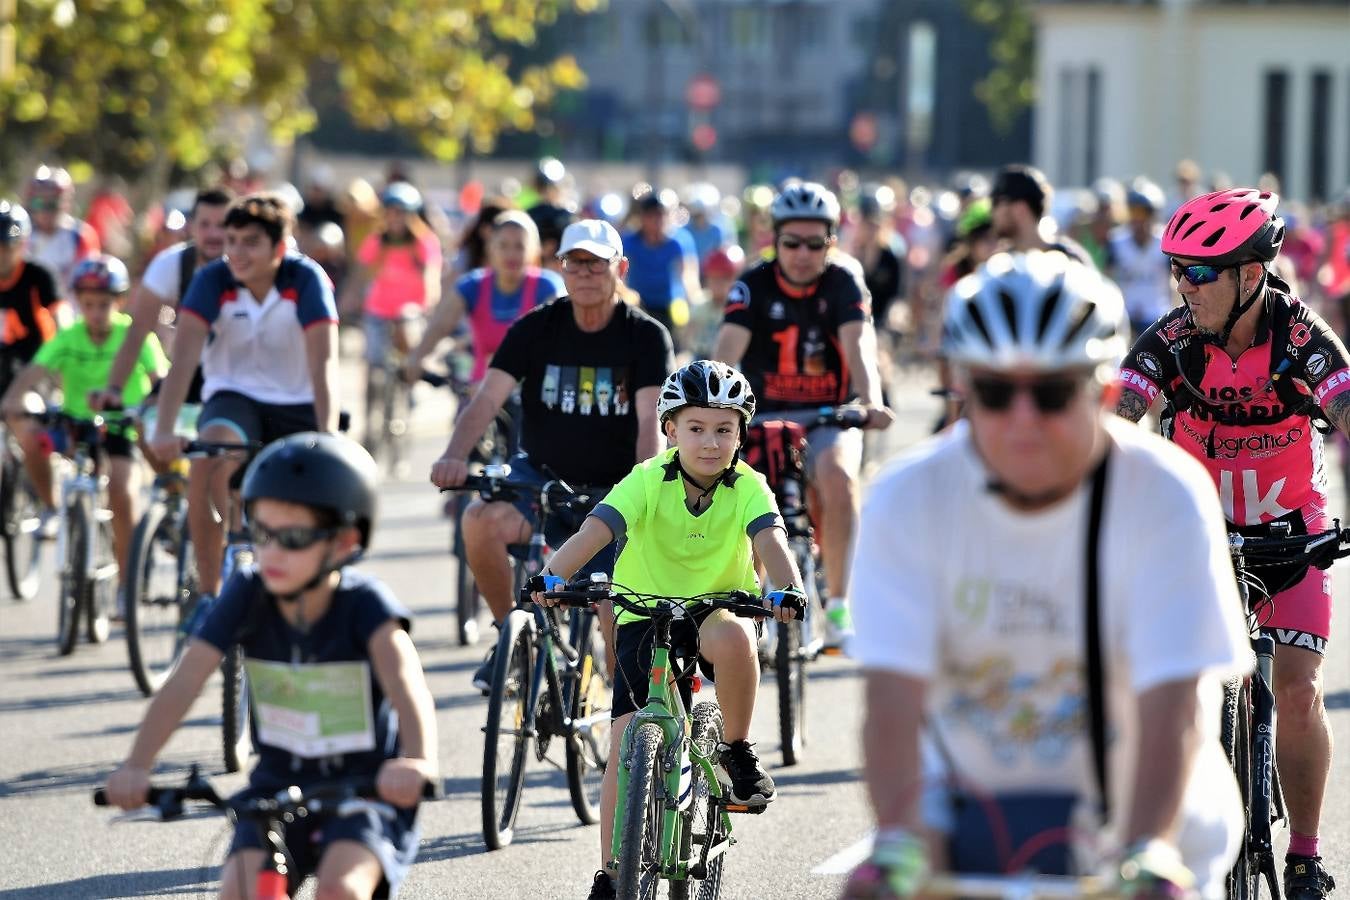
[0, 201, 31, 243]
[657, 360, 756, 426]
[242, 433, 379, 548]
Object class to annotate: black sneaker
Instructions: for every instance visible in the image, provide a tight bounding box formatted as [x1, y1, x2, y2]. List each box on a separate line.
[586, 870, 616, 900]
[716, 740, 775, 806]
[1286, 855, 1336, 899]
[472, 645, 497, 694]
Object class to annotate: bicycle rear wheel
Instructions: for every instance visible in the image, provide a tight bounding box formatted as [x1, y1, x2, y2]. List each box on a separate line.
[1, 452, 40, 600]
[616, 722, 666, 900]
[566, 609, 611, 824]
[671, 703, 726, 900]
[1221, 677, 1259, 900]
[481, 610, 533, 850]
[777, 539, 815, 766]
[222, 645, 251, 773]
[57, 504, 87, 656]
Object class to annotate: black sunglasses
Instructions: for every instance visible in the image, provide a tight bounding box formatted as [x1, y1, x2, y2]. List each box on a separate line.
[1169, 261, 1228, 287]
[248, 521, 336, 551]
[968, 375, 1083, 413]
[778, 235, 829, 252]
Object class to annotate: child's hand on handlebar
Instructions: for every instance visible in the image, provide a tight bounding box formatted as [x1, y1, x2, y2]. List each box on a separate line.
[528, 573, 567, 607]
[763, 587, 805, 623]
[104, 763, 152, 811]
[376, 757, 437, 809]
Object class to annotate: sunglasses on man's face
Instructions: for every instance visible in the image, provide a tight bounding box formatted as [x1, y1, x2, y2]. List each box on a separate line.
[27, 197, 57, 211]
[248, 521, 335, 551]
[968, 374, 1084, 414]
[778, 235, 829, 252]
[1170, 261, 1228, 287]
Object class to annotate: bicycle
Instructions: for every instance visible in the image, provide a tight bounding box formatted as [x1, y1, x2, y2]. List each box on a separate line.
[366, 339, 417, 479]
[35, 408, 122, 656]
[123, 403, 200, 696]
[419, 368, 517, 646]
[745, 404, 867, 766]
[542, 578, 780, 900]
[443, 465, 610, 850]
[93, 763, 439, 900]
[179, 438, 264, 774]
[1221, 521, 1350, 900]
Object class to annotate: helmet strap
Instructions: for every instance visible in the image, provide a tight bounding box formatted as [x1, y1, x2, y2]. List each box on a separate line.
[273, 545, 366, 610]
[672, 451, 734, 510]
[1212, 265, 1266, 347]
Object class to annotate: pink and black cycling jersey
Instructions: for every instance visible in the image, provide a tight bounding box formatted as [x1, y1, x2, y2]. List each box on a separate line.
[1118, 289, 1350, 529]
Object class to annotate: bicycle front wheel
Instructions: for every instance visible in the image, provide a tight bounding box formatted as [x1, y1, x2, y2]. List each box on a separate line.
[222, 645, 251, 773]
[566, 609, 611, 825]
[57, 504, 87, 656]
[481, 610, 533, 850]
[617, 722, 666, 900]
[85, 509, 115, 645]
[1222, 676, 1259, 900]
[453, 523, 481, 646]
[125, 501, 191, 696]
[1, 452, 40, 600]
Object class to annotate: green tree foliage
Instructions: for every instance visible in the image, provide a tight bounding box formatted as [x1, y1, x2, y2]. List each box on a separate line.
[963, 0, 1036, 133]
[0, 0, 596, 179]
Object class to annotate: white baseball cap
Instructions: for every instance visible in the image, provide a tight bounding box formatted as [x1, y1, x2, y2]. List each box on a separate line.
[557, 219, 624, 260]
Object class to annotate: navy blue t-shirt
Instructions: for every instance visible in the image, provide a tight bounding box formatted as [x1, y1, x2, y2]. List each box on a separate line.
[194, 567, 412, 788]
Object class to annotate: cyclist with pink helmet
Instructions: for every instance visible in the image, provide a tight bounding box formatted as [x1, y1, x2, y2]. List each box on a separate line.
[1116, 188, 1348, 899]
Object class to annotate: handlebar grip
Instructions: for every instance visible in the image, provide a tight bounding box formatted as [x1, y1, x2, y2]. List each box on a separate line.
[423, 780, 444, 801]
[420, 371, 450, 389]
[93, 789, 109, 806]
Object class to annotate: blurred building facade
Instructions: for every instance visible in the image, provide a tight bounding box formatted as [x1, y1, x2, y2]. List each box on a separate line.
[550, 0, 1031, 179]
[1035, 0, 1350, 199]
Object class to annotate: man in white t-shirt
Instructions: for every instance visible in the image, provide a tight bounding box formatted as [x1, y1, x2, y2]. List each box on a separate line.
[1107, 181, 1173, 337]
[843, 252, 1248, 899]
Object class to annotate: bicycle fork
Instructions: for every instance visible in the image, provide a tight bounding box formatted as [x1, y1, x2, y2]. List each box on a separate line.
[1250, 633, 1282, 899]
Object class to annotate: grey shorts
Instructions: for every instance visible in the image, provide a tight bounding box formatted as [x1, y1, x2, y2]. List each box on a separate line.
[804, 423, 863, 478]
[363, 312, 422, 365]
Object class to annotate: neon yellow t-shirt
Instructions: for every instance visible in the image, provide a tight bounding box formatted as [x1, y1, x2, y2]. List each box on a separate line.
[592, 447, 782, 624]
[33, 312, 168, 437]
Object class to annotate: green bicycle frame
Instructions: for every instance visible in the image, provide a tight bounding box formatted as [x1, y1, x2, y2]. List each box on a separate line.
[609, 640, 735, 882]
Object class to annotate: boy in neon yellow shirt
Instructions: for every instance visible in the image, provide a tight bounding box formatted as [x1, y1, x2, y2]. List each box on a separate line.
[531, 359, 804, 900]
[1, 255, 167, 595]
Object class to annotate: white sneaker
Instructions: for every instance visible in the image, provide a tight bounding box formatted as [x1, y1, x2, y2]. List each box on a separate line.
[37, 507, 59, 540]
[822, 604, 854, 651]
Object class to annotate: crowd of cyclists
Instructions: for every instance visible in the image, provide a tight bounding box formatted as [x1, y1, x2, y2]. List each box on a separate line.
[0, 152, 1348, 898]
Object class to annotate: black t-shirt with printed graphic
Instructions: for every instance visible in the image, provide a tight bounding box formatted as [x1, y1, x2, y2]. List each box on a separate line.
[722, 259, 871, 411]
[491, 298, 675, 486]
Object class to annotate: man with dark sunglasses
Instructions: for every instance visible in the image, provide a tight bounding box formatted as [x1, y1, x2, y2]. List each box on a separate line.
[844, 251, 1248, 899]
[713, 180, 894, 649]
[1115, 189, 1350, 899]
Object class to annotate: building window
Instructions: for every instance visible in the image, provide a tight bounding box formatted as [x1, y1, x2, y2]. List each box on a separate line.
[1057, 65, 1101, 186]
[730, 7, 770, 53]
[1309, 70, 1331, 201]
[1262, 69, 1288, 184]
[905, 21, 937, 160]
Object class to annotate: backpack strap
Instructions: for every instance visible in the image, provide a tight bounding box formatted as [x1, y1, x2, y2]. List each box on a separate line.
[1085, 449, 1111, 823]
[177, 243, 198, 305]
[1265, 296, 1331, 432]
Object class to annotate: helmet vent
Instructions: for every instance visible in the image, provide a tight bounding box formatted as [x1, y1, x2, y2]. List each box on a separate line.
[1167, 212, 1191, 240]
[1238, 203, 1259, 220]
[1180, 220, 1206, 241]
[1209, 202, 1230, 213]
[1201, 227, 1227, 248]
[1036, 285, 1064, 341]
[998, 290, 1020, 341]
[1060, 301, 1097, 351]
[966, 303, 993, 348]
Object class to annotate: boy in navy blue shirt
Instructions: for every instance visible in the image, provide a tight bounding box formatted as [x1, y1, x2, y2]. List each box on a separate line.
[104, 434, 437, 900]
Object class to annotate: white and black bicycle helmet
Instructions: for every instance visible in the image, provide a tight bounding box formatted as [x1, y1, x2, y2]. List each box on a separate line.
[771, 181, 841, 232]
[943, 251, 1128, 371]
[657, 360, 756, 427]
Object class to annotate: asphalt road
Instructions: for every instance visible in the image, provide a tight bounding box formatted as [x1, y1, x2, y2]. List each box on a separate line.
[1, 365, 1347, 900]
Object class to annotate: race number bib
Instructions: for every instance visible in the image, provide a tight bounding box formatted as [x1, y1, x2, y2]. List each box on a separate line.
[246, 659, 376, 758]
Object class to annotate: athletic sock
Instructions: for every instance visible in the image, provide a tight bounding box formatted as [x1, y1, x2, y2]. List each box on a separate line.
[1288, 831, 1320, 859]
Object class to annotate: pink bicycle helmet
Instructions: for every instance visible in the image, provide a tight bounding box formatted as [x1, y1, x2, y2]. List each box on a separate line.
[1161, 188, 1284, 267]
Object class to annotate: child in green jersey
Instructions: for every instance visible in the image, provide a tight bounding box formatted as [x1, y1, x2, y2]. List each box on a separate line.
[531, 359, 804, 900]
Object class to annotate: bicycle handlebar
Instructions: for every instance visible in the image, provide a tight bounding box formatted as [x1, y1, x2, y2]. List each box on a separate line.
[1228, 521, 1350, 571]
[440, 469, 597, 513]
[93, 764, 441, 821]
[534, 577, 776, 620]
[749, 405, 869, 430]
[181, 439, 265, 458]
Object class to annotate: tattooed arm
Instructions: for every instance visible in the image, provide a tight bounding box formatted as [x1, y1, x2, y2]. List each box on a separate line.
[1115, 388, 1151, 423]
[1322, 392, 1350, 438]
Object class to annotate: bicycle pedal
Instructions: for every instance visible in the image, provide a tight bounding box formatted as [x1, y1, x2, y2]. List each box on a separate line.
[820, 646, 845, 657]
[719, 801, 768, 815]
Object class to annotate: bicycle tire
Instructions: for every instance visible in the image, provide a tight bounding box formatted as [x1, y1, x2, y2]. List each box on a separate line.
[566, 609, 611, 825]
[616, 722, 666, 900]
[1222, 677, 1259, 900]
[1, 452, 40, 600]
[85, 510, 115, 644]
[481, 610, 533, 850]
[57, 502, 87, 656]
[222, 644, 251, 773]
[454, 525, 480, 646]
[126, 501, 190, 696]
[670, 703, 726, 900]
[385, 366, 412, 477]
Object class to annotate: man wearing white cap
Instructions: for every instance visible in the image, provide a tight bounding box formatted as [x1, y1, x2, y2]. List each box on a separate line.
[431, 219, 676, 691]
